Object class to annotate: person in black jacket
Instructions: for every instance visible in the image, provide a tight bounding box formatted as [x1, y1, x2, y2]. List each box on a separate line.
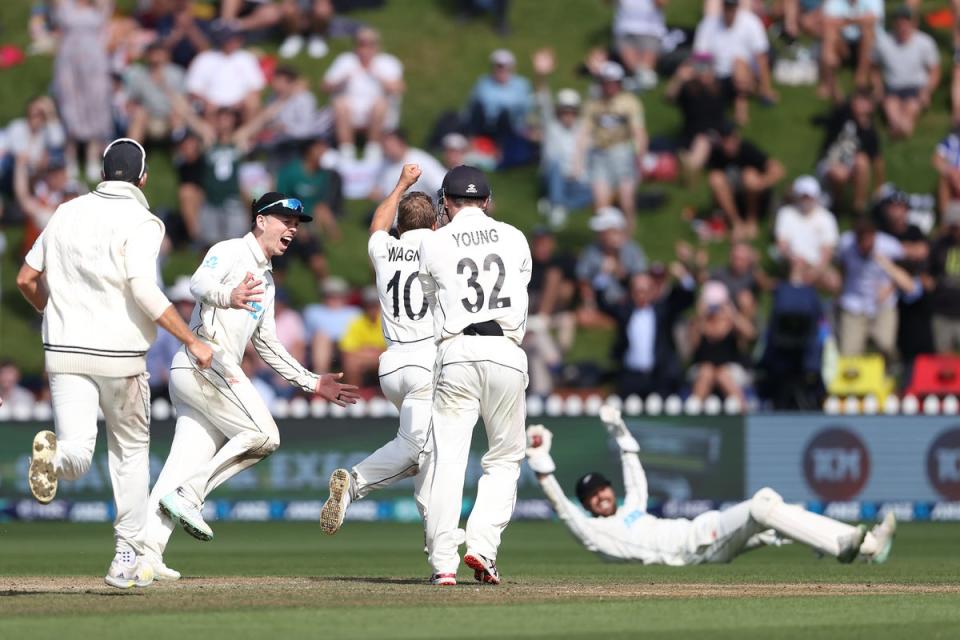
[602, 264, 696, 398]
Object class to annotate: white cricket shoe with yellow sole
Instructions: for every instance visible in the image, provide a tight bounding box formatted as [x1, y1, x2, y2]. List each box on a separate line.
[28, 430, 58, 504]
[105, 551, 154, 589]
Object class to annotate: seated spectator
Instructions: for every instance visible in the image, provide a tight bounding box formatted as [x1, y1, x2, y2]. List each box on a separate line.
[305, 276, 361, 373]
[244, 66, 328, 150]
[836, 217, 920, 359]
[323, 27, 404, 162]
[150, 0, 212, 68]
[575, 62, 646, 228]
[817, 88, 883, 215]
[278, 0, 336, 59]
[693, 0, 776, 125]
[874, 190, 929, 263]
[4, 96, 66, 180]
[820, 0, 883, 101]
[185, 24, 264, 119]
[172, 97, 270, 245]
[708, 240, 763, 316]
[612, 0, 667, 90]
[664, 52, 728, 176]
[688, 280, 755, 405]
[370, 130, 446, 201]
[774, 176, 840, 290]
[576, 207, 648, 320]
[604, 265, 696, 398]
[465, 49, 533, 141]
[266, 289, 309, 397]
[781, 0, 825, 42]
[532, 48, 590, 227]
[930, 203, 960, 353]
[146, 276, 194, 400]
[440, 132, 469, 170]
[275, 139, 338, 278]
[525, 227, 578, 396]
[242, 345, 277, 407]
[706, 122, 784, 239]
[124, 42, 186, 143]
[874, 6, 941, 140]
[14, 152, 84, 256]
[0, 360, 35, 412]
[339, 286, 386, 387]
[172, 132, 205, 244]
[756, 259, 826, 410]
[933, 126, 960, 217]
[458, 0, 510, 35]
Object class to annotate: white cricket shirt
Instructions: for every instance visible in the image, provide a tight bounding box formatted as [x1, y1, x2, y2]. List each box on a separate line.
[541, 451, 719, 565]
[368, 228, 435, 349]
[187, 232, 318, 392]
[418, 207, 531, 349]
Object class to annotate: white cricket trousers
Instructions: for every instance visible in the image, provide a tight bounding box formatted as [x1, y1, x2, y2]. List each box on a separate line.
[144, 350, 278, 561]
[424, 337, 528, 575]
[692, 487, 875, 564]
[49, 372, 151, 555]
[349, 347, 434, 517]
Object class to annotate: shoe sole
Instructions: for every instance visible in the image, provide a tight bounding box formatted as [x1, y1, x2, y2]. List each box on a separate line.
[29, 431, 58, 504]
[320, 469, 350, 535]
[160, 496, 213, 542]
[871, 514, 897, 564]
[430, 573, 457, 586]
[464, 554, 500, 585]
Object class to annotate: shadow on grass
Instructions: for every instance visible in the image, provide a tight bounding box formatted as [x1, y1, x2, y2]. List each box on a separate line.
[0, 590, 145, 598]
[309, 576, 428, 586]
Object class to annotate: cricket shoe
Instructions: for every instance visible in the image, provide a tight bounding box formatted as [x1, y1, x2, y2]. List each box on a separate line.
[160, 488, 214, 542]
[147, 557, 182, 581]
[464, 552, 500, 585]
[836, 524, 867, 564]
[867, 512, 897, 564]
[320, 468, 351, 535]
[430, 573, 457, 586]
[28, 430, 58, 504]
[105, 551, 154, 589]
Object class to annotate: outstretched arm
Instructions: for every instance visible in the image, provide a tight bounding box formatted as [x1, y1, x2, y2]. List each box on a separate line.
[599, 406, 648, 511]
[526, 425, 601, 551]
[370, 164, 423, 235]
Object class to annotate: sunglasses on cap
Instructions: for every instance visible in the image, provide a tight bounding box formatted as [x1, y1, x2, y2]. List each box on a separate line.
[256, 198, 304, 215]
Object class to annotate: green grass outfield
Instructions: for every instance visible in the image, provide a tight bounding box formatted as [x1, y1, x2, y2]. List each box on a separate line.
[1, 521, 959, 639]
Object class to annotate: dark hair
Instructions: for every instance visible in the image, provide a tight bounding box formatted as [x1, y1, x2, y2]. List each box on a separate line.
[447, 196, 487, 210]
[385, 128, 408, 143]
[853, 215, 876, 238]
[397, 192, 434, 234]
[274, 65, 299, 81]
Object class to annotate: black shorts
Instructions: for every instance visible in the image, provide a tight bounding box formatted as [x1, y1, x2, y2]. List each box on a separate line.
[885, 86, 921, 100]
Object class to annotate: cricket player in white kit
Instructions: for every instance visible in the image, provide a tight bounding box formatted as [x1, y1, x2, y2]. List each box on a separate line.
[418, 165, 531, 586]
[320, 165, 437, 534]
[526, 407, 897, 566]
[142, 192, 359, 579]
[16, 138, 214, 589]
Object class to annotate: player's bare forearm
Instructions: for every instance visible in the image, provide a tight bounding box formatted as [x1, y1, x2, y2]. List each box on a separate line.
[370, 164, 422, 234]
[156, 305, 213, 368]
[16, 264, 47, 312]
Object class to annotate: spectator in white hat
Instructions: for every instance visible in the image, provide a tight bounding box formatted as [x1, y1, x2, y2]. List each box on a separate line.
[774, 176, 840, 290]
[575, 61, 647, 230]
[576, 207, 648, 317]
[532, 48, 592, 228]
[441, 133, 469, 170]
[464, 48, 533, 140]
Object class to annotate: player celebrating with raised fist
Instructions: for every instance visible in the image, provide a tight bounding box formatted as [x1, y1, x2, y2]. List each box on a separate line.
[526, 407, 897, 566]
[320, 164, 437, 534]
[418, 165, 532, 586]
[142, 192, 359, 579]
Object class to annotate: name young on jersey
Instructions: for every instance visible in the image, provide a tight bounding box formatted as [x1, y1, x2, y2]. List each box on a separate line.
[452, 228, 499, 248]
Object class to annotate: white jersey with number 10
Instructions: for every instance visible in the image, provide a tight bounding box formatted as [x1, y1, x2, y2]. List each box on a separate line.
[368, 228, 435, 348]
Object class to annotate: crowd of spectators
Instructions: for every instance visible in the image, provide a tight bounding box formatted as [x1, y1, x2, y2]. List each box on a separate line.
[3, 0, 960, 413]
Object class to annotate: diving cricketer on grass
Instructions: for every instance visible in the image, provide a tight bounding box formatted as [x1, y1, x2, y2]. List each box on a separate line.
[320, 164, 436, 534]
[142, 192, 359, 579]
[526, 406, 896, 566]
[418, 165, 531, 586]
[17, 138, 214, 589]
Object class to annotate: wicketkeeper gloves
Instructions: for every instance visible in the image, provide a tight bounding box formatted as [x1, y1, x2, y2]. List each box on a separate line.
[599, 405, 640, 453]
[525, 424, 556, 474]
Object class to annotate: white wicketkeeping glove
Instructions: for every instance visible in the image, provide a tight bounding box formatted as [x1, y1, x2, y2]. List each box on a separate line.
[525, 424, 556, 474]
[599, 405, 640, 453]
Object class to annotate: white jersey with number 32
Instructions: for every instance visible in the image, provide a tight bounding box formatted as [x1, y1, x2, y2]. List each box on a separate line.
[417, 207, 531, 347]
[368, 228, 435, 348]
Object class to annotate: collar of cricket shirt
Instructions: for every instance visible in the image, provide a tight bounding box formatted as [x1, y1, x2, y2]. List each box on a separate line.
[449, 206, 487, 224]
[95, 180, 151, 210]
[243, 232, 273, 271]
